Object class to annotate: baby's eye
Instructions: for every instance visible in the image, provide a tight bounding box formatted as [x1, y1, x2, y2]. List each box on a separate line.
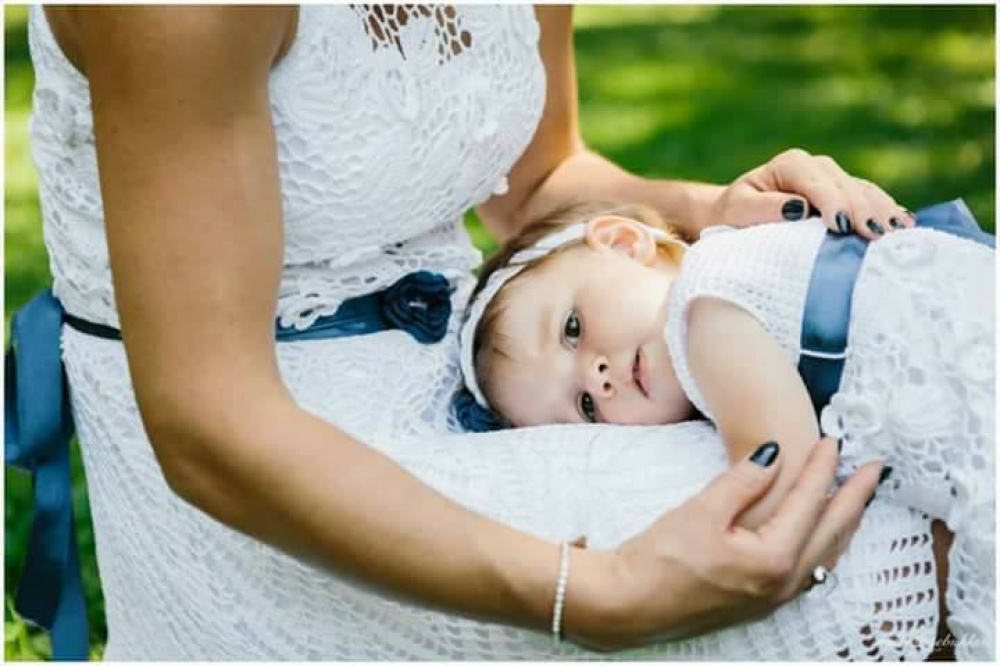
[564, 310, 582, 347]
[579, 392, 597, 423]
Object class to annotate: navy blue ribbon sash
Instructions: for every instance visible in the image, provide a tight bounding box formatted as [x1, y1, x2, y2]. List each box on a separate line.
[798, 199, 995, 417]
[4, 270, 452, 659]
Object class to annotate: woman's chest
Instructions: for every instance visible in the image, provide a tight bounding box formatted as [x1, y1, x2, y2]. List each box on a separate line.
[267, 5, 546, 256]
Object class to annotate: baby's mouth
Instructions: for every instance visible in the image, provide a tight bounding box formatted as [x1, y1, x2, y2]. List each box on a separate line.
[633, 349, 649, 399]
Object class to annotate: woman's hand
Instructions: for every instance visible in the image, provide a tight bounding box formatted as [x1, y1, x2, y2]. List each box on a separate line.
[708, 148, 914, 241]
[564, 437, 886, 651]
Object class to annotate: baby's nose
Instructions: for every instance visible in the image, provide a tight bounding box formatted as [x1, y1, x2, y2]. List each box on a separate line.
[587, 356, 615, 398]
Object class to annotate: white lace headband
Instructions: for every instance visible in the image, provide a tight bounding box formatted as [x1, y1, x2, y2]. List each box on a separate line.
[459, 220, 683, 410]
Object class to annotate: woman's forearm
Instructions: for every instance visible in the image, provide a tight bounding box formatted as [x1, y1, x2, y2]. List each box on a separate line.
[514, 149, 724, 242]
[154, 380, 621, 636]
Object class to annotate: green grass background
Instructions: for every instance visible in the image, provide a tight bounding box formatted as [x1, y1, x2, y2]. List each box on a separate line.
[4, 4, 995, 659]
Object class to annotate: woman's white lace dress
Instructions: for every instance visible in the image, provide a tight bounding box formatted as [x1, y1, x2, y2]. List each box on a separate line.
[28, 5, 958, 659]
[665, 219, 996, 661]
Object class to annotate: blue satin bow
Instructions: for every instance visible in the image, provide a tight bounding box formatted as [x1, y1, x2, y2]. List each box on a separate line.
[4, 269, 453, 659]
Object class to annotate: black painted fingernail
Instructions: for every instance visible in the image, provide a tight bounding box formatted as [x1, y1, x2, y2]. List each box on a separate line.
[866, 219, 885, 236]
[889, 216, 903, 229]
[808, 204, 822, 218]
[878, 466, 893, 485]
[865, 491, 877, 508]
[837, 438, 844, 453]
[782, 199, 806, 221]
[835, 211, 851, 234]
[749, 440, 780, 467]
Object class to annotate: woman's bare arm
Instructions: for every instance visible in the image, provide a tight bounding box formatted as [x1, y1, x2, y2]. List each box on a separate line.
[75, 5, 578, 633]
[476, 6, 722, 242]
[479, 6, 912, 244]
[687, 298, 820, 528]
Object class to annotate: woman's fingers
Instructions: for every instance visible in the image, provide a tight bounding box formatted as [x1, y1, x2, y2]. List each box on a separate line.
[855, 177, 915, 234]
[800, 156, 913, 240]
[788, 459, 885, 596]
[715, 186, 810, 227]
[745, 150, 854, 235]
[811, 157, 894, 241]
[799, 154, 868, 236]
[733, 148, 910, 240]
[754, 438, 841, 563]
[696, 440, 783, 530]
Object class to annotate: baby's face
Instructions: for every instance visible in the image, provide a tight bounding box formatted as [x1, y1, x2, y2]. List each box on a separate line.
[486, 239, 693, 427]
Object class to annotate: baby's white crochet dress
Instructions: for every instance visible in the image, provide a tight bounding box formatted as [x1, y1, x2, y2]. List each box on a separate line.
[665, 219, 996, 661]
[29, 5, 952, 659]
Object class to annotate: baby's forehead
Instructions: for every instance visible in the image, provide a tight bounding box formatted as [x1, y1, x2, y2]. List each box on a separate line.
[485, 247, 590, 350]
[500, 246, 589, 299]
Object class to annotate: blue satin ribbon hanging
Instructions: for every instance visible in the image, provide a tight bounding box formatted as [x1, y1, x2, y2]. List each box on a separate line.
[5, 290, 87, 660]
[798, 199, 995, 418]
[4, 270, 453, 660]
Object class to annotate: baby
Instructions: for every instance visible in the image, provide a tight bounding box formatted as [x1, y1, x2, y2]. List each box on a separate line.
[456, 199, 995, 660]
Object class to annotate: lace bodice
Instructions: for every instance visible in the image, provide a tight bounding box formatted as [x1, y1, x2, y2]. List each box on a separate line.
[28, 4, 545, 330]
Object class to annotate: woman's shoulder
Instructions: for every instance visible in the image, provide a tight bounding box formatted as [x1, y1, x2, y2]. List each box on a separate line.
[37, 6, 298, 80]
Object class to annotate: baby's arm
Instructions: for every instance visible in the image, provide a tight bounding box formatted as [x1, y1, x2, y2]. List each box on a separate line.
[687, 297, 820, 529]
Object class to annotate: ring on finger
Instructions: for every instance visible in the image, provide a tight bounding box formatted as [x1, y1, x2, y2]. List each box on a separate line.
[808, 565, 838, 595]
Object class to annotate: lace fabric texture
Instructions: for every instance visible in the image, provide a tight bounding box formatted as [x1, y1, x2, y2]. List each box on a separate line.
[62, 330, 942, 660]
[29, 4, 960, 659]
[829, 229, 996, 660]
[29, 4, 543, 330]
[666, 221, 996, 660]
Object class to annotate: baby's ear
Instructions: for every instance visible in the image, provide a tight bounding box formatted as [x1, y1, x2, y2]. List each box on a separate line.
[584, 215, 658, 264]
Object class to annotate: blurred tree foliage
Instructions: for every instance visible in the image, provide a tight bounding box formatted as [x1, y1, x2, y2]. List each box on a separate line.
[5, 4, 994, 659]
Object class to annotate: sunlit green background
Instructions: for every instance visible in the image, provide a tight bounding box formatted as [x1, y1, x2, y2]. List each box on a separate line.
[5, 4, 995, 659]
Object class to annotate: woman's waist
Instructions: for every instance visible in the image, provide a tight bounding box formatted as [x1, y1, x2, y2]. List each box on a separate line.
[275, 252, 478, 331]
[49, 249, 479, 332]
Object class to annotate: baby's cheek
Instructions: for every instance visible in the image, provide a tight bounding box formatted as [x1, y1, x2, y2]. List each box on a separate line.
[659, 383, 695, 425]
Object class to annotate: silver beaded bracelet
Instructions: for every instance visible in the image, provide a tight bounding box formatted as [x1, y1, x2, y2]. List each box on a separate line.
[551, 541, 571, 644]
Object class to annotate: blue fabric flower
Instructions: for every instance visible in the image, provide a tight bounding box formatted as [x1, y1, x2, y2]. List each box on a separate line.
[379, 271, 454, 344]
[453, 388, 509, 432]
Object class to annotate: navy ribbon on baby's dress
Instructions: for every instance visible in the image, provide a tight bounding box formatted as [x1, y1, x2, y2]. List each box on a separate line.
[798, 198, 995, 417]
[4, 270, 453, 660]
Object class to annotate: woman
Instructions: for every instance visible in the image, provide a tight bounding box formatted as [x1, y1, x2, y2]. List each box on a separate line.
[10, 5, 909, 658]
